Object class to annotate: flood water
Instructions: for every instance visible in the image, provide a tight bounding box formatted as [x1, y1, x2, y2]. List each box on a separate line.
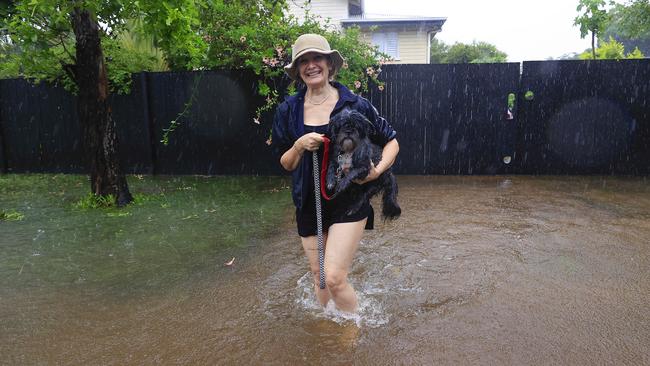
[2, 176, 649, 365]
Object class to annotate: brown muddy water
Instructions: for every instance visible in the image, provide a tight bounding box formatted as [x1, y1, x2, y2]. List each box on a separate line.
[2, 176, 649, 365]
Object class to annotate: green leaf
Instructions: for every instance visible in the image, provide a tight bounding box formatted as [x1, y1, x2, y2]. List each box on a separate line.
[258, 83, 270, 96]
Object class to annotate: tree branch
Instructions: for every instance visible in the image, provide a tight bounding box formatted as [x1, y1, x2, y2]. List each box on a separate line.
[61, 62, 76, 83]
[59, 33, 76, 62]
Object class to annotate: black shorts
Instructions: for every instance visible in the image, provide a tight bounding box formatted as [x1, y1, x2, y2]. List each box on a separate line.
[296, 194, 374, 237]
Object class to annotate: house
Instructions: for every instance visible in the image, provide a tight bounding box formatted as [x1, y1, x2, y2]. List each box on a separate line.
[286, 0, 446, 64]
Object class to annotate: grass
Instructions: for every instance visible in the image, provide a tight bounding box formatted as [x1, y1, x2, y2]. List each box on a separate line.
[72, 192, 117, 209]
[0, 174, 292, 293]
[0, 210, 25, 221]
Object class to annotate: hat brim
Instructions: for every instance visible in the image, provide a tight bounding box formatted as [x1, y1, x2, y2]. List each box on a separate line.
[284, 48, 345, 81]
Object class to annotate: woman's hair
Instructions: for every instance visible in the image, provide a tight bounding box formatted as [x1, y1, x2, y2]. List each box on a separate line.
[326, 55, 335, 79]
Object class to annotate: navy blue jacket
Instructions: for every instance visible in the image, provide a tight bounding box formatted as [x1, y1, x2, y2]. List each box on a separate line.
[271, 82, 397, 210]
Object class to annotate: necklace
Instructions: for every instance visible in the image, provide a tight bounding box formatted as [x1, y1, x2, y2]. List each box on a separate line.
[306, 90, 332, 105]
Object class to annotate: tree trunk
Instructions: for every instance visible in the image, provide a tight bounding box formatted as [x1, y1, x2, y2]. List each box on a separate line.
[71, 8, 132, 206]
[592, 32, 597, 59]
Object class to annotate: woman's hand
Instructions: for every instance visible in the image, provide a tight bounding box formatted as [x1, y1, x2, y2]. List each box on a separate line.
[294, 133, 325, 152]
[280, 133, 324, 171]
[353, 161, 381, 185]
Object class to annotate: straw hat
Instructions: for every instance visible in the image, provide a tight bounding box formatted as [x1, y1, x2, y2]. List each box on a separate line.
[284, 34, 345, 81]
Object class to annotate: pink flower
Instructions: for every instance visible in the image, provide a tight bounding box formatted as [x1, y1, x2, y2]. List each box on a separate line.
[265, 138, 272, 146]
[342, 62, 349, 69]
[240, 35, 246, 43]
[263, 57, 279, 67]
[366, 67, 374, 76]
[275, 46, 284, 56]
[354, 80, 362, 89]
[378, 85, 384, 91]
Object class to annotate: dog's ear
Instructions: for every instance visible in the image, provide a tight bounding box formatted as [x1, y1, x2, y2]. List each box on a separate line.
[349, 111, 375, 137]
[330, 109, 353, 133]
[329, 113, 342, 135]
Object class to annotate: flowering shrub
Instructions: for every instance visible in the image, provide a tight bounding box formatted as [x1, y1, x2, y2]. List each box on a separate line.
[201, 1, 387, 132]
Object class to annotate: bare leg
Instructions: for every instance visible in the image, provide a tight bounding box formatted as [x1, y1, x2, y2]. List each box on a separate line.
[301, 235, 331, 306]
[324, 219, 366, 313]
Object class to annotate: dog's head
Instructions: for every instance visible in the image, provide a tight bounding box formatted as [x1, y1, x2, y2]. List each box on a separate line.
[329, 110, 374, 153]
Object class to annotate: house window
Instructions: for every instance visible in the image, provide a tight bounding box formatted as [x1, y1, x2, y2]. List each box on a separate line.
[371, 32, 399, 60]
[348, 0, 363, 16]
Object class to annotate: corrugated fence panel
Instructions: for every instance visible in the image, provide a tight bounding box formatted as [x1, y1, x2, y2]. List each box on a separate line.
[1, 60, 648, 176]
[111, 74, 154, 174]
[148, 70, 276, 175]
[370, 63, 520, 175]
[0, 80, 83, 173]
[0, 80, 5, 173]
[0, 75, 166, 174]
[517, 60, 650, 174]
[0, 126, 5, 172]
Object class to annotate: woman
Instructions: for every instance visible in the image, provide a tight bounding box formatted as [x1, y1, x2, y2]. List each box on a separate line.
[272, 34, 399, 313]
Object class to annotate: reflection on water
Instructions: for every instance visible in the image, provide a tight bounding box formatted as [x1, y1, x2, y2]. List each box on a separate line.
[1, 176, 649, 365]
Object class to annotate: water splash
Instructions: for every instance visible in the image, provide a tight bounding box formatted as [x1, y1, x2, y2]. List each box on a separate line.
[295, 272, 389, 328]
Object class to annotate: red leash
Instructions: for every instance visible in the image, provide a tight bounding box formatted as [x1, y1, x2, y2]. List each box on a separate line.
[320, 136, 334, 201]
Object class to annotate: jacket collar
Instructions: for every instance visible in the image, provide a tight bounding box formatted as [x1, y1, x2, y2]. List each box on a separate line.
[331, 81, 357, 114]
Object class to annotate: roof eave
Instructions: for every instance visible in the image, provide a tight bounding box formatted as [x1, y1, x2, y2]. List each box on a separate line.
[341, 18, 447, 31]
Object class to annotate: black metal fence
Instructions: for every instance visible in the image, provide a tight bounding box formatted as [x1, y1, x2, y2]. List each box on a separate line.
[516, 60, 650, 175]
[0, 60, 648, 175]
[368, 63, 520, 174]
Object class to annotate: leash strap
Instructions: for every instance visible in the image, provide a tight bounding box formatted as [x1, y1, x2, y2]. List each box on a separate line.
[320, 137, 334, 201]
[312, 145, 327, 290]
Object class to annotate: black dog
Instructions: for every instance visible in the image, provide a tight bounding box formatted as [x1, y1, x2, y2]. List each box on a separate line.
[325, 110, 401, 220]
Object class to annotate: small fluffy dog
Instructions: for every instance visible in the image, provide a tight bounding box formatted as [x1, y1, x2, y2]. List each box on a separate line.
[325, 110, 401, 220]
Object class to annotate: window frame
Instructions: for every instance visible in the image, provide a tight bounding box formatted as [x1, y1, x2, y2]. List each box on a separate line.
[371, 31, 400, 61]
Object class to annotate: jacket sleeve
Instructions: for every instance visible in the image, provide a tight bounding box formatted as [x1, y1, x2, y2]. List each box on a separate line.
[270, 101, 293, 159]
[359, 97, 397, 147]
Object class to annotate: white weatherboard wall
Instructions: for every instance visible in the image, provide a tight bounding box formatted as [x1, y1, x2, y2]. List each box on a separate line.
[285, 0, 435, 64]
[360, 27, 433, 64]
[396, 29, 431, 64]
[287, 0, 349, 28]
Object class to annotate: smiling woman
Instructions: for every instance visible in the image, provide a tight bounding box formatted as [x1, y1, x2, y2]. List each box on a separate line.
[271, 33, 399, 314]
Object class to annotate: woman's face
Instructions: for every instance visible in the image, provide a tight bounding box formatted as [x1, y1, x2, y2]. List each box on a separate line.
[297, 52, 332, 88]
